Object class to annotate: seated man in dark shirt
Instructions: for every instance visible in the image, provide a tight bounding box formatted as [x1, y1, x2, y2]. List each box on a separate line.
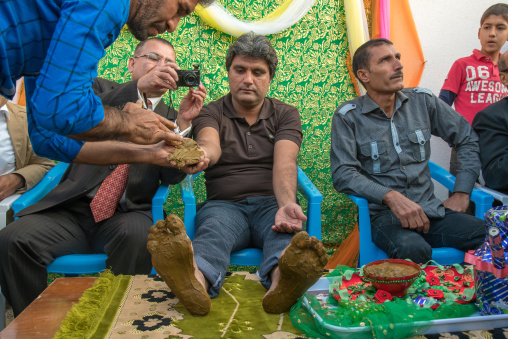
[331, 39, 485, 264]
[147, 33, 328, 317]
[473, 50, 508, 194]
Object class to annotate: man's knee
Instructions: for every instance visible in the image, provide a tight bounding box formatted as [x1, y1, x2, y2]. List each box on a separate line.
[371, 214, 432, 263]
[0, 219, 31, 255]
[394, 240, 432, 263]
[115, 221, 151, 245]
[100, 214, 152, 256]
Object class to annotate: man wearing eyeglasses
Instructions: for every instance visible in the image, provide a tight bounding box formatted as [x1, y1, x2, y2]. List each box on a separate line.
[473, 51, 508, 193]
[0, 0, 212, 169]
[92, 38, 206, 138]
[0, 37, 207, 317]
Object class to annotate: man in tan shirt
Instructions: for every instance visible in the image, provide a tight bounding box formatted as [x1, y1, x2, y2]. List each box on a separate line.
[0, 96, 54, 202]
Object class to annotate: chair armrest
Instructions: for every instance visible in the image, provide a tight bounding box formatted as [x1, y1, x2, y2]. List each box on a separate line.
[297, 167, 323, 204]
[428, 161, 456, 192]
[0, 193, 22, 230]
[12, 162, 69, 215]
[348, 194, 388, 266]
[297, 167, 323, 239]
[470, 186, 496, 219]
[347, 195, 370, 233]
[180, 174, 197, 240]
[475, 185, 508, 205]
[428, 161, 494, 219]
[152, 185, 170, 223]
[0, 194, 22, 214]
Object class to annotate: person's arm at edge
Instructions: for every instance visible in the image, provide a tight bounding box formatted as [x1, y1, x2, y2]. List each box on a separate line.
[438, 89, 457, 106]
[68, 103, 180, 144]
[73, 140, 178, 167]
[12, 150, 55, 192]
[439, 59, 463, 107]
[3, 101, 55, 191]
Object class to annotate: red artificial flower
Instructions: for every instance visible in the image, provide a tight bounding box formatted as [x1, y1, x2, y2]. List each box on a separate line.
[455, 293, 476, 304]
[374, 290, 393, 303]
[427, 289, 444, 299]
[426, 275, 440, 286]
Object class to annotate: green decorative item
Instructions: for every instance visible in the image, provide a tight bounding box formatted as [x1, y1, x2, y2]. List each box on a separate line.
[290, 263, 478, 338]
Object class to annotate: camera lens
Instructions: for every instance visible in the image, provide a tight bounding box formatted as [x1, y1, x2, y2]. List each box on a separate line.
[183, 73, 198, 85]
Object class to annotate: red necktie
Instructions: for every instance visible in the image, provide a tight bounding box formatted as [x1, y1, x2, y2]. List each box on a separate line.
[90, 164, 130, 222]
[146, 99, 153, 110]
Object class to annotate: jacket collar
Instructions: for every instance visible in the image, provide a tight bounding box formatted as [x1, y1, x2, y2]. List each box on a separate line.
[360, 91, 408, 115]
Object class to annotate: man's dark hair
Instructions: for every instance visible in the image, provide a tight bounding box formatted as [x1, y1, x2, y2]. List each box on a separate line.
[499, 52, 508, 73]
[352, 38, 393, 86]
[133, 37, 174, 56]
[199, 0, 214, 6]
[480, 3, 508, 26]
[225, 32, 278, 79]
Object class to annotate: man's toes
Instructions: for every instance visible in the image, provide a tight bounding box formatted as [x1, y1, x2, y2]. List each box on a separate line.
[291, 231, 310, 248]
[309, 236, 320, 248]
[165, 214, 186, 235]
[148, 228, 160, 240]
[155, 219, 166, 229]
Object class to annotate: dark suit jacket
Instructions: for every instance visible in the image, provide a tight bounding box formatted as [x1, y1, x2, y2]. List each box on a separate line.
[472, 97, 508, 193]
[17, 78, 185, 218]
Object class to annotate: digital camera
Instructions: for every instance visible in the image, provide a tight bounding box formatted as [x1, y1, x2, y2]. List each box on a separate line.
[176, 64, 200, 87]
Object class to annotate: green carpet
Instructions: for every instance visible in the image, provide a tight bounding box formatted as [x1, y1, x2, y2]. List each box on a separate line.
[54, 272, 306, 338]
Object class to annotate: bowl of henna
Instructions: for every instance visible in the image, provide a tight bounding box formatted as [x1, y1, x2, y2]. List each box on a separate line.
[363, 259, 421, 297]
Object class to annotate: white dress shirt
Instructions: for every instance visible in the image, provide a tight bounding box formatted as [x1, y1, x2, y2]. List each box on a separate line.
[136, 90, 192, 137]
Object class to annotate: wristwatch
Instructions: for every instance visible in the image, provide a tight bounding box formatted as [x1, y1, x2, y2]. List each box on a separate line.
[174, 124, 192, 137]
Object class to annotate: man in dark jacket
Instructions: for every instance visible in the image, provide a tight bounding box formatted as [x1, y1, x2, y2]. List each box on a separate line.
[473, 50, 508, 194]
[0, 37, 207, 316]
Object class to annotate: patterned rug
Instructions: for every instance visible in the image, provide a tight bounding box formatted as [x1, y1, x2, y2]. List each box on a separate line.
[53, 271, 508, 339]
[54, 272, 306, 338]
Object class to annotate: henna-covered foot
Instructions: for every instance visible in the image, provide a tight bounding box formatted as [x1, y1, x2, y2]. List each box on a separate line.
[147, 214, 211, 316]
[262, 231, 328, 314]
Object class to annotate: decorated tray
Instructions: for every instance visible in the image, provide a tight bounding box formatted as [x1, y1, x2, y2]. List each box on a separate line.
[300, 274, 508, 338]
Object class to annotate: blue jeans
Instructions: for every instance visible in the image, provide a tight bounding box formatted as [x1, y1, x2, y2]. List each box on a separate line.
[193, 196, 293, 298]
[371, 208, 485, 263]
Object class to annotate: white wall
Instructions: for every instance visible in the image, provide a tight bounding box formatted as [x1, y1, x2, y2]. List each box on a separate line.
[408, 0, 508, 199]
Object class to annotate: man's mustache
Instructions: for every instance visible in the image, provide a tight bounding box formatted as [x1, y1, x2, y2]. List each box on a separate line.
[391, 71, 404, 79]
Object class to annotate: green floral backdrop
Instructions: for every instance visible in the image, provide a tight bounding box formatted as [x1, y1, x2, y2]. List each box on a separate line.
[97, 0, 357, 253]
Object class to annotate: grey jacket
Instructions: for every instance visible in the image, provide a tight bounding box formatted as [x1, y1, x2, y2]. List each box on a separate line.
[330, 87, 480, 218]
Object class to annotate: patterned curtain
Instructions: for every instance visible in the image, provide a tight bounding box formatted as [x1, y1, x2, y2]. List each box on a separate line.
[97, 0, 358, 253]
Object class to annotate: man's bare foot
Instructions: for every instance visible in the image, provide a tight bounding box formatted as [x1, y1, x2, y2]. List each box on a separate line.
[147, 214, 211, 316]
[262, 231, 328, 314]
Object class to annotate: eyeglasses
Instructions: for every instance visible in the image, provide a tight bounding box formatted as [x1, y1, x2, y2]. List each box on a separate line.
[133, 53, 174, 64]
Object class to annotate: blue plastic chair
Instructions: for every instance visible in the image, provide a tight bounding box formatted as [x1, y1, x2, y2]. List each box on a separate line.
[352, 161, 494, 267]
[179, 167, 323, 266]
[11, 163, 170, 275]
